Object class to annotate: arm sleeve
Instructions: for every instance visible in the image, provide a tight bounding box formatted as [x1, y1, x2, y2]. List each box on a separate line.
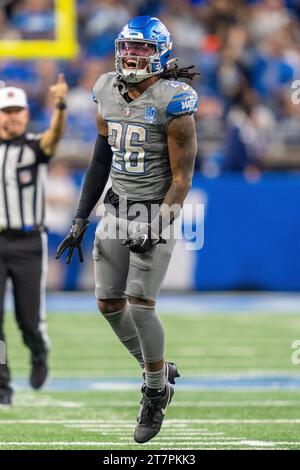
[75, 134, 112, 219]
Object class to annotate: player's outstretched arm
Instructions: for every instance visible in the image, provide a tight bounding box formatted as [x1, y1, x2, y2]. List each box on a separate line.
[56, 114, 112, 264]
[40, 73, 68, 157]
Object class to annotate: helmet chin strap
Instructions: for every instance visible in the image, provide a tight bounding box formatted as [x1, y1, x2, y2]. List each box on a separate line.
[123, 71, 150, 84]
[115, 55, 160, 92]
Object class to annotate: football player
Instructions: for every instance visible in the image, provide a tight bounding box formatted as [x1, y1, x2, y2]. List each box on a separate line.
[56, 15, 198, 443]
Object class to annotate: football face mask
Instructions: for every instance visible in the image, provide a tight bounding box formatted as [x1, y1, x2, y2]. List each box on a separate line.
[116, 40, 159, 83]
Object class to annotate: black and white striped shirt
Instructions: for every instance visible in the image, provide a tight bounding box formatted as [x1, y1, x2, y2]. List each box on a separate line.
[0, 133, 50, 231]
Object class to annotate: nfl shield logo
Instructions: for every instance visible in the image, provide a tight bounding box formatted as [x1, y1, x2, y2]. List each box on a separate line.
[144, 106, 157, 123]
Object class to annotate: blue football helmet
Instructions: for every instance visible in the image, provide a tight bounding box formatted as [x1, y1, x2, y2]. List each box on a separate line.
[115, 15, 173, 84]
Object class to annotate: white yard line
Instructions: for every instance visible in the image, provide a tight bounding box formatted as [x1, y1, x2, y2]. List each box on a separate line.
[117, 437, 245, 441]
[0, 440, 299, 448]
[83, 431, 227, 436]
[1, 418, 300, 424]
[68, 400, 300, 408]
[171, 401, 300, 407]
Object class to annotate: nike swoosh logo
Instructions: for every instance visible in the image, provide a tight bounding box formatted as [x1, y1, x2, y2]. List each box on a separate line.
[140, 234, 148, 247]
[161, 387, 171, 415]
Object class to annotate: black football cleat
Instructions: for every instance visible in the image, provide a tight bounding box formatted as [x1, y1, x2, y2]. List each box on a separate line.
[134, 382, 174, 444]
[30, 353, 48, 390]
[0, 386, 13, 406]
[165, 362, 180, 385]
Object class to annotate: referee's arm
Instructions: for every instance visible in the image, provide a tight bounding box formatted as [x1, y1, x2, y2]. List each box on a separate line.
[40, 73, 69, 157]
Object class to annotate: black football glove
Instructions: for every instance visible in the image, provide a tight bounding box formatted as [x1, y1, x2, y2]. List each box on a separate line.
[55, 218, 89, 264]
[122, 225, 166, 254]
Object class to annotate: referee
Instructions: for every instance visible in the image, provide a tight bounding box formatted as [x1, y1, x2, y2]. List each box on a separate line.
[0, 75, 68, 405]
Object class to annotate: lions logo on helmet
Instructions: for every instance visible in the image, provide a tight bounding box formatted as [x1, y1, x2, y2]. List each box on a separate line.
[115, 15, 173, 84]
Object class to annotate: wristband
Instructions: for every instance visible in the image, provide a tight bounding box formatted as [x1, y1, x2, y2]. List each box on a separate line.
[56, 101, 67, 110]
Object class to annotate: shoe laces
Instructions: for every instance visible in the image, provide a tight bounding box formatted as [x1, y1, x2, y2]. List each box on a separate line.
[139, 394, 162, 425]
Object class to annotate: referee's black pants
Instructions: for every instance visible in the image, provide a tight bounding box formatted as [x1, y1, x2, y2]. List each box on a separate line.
[0, 230, 50, 389]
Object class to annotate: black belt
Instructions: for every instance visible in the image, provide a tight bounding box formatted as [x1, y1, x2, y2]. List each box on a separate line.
[0, 226, 45, 237]
[104, 188, 164, 221]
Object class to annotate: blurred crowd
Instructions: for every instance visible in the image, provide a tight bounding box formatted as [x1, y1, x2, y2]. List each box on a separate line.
[1, 0, 300, 176]
[1, 0, 300, 288]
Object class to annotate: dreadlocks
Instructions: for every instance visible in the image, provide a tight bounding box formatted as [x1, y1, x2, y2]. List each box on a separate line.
[160, 60, 200, 81]
[113, 59, 200, 96]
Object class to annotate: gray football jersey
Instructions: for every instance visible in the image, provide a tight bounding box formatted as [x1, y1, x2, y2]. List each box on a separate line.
[93, 72, 198, 201]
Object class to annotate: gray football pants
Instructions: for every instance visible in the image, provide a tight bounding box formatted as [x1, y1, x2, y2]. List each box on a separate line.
[93, 212, 177, 302]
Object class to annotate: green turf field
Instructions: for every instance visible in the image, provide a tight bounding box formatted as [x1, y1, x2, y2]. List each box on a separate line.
[5, 311, 300, 377]
[1, 390, 300, 450]
[1, 310, 300, 449]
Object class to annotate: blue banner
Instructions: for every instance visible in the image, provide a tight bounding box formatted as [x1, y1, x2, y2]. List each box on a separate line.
[193, 173, 300, 291]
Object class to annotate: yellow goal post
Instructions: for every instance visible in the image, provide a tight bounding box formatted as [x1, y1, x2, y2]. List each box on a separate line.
[0, 0, 78, 59]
